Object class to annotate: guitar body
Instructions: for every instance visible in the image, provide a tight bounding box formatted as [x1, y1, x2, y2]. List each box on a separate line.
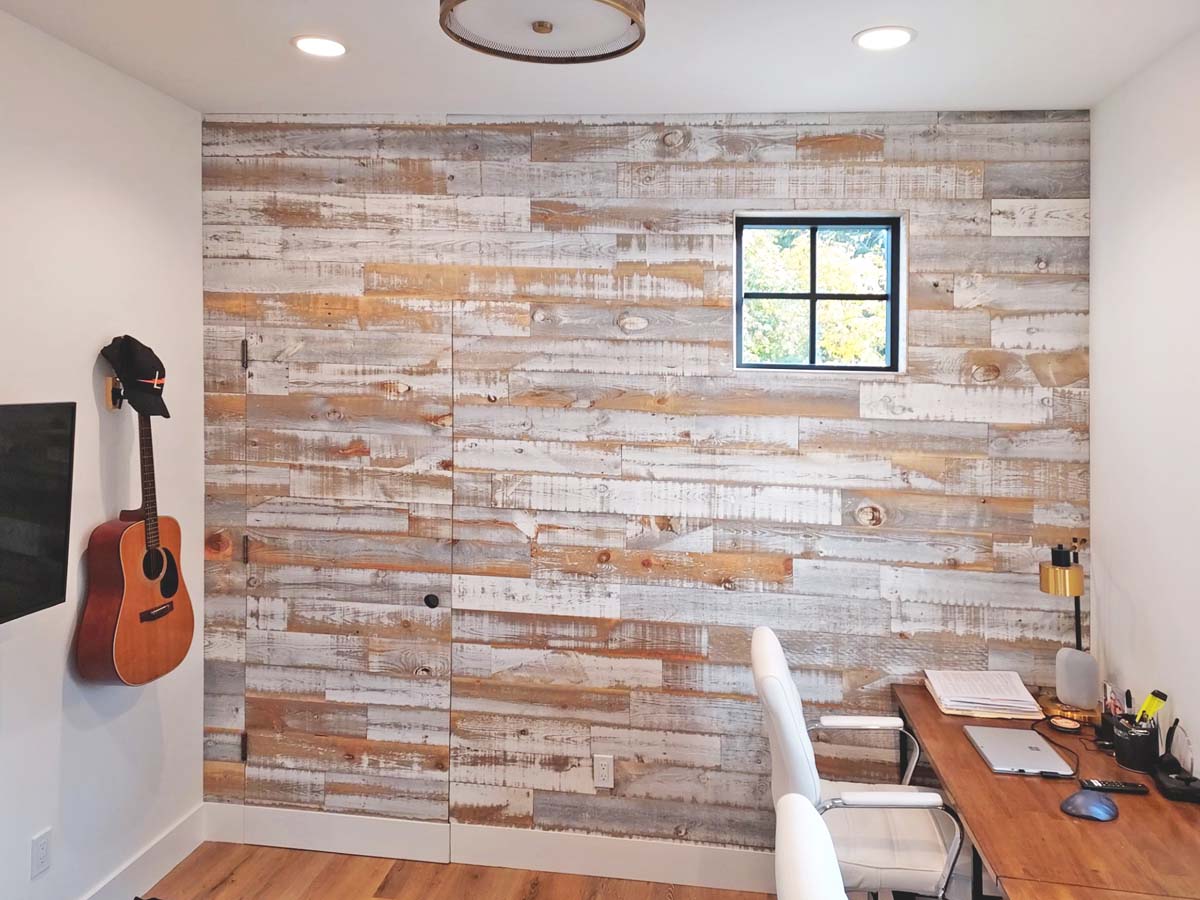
[77, 514, 194, 685]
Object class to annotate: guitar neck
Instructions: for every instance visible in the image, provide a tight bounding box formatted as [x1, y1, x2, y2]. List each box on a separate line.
[137, 414, 159, 549]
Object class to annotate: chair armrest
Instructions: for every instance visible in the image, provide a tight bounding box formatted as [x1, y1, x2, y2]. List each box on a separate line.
[810, 716, 921, 785]
[817, 715, 905, 730]
[827, 791, 943, 810]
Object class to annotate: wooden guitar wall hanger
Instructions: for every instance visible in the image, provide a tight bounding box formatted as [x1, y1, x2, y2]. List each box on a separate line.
[76, 336, 194, 685]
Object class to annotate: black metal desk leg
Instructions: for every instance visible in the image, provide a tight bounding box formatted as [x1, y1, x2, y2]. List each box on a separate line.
[972, 846, 1002, 900]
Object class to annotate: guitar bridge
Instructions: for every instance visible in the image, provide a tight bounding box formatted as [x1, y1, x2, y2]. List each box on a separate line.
[139, 601, 175, 623]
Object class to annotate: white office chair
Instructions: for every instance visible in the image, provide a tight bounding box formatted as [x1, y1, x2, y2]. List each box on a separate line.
[775, 792, 850, 900]
[752, 627, 963, 900]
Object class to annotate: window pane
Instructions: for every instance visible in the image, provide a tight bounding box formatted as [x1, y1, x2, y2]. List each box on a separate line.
[816, 226, 888, 294]
[741, 226, 811, 293]
[742, 298, 810, 365]
[816, 299, 888, 367]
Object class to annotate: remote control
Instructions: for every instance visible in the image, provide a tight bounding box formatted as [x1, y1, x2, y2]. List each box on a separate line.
[1079, 779, 1150, 794]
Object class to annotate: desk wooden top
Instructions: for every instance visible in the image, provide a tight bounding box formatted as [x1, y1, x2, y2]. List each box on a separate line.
[1002, 880, 1168, 900]
[895, 683, 1200, 899]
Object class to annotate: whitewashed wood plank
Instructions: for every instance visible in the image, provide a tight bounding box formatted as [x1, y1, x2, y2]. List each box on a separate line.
[455, 437, 621, 477]
[622, 446, 945, 491]
[453, 645, 663, 690]
[455, 405, 799, 450]
[860, 383, 1053, 424]
[455, 336, 712, 377]
[452, 575, 621, 619]
[452, 713, 592, 758]
[202, 155, 482, 195]
[991, 199, 1090, 236]
[529, 302, 731, 343]
[711, 484, 841, 525]
[202, 122, 532, 160]
[279, 228, 616, 268]
[591, 726, 722, 769]
[493, 474, 713, 519]
[619, 583, 890, 633]
[909, 236, 1089, 275]
[992, 313, 1089, 351]
[204, 259, 364, 294]
[983, 161, 1090, 199]
[884, 122, 1090, 162]
[989, 426, 1089, 462]
[532, 197, 793, 234]
[619, 162, 985, 200]
[954, 274, 1089, 312]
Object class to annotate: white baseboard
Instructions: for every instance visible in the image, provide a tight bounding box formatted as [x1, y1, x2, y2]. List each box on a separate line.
[450, 822, 775, 894]
[196, 804, 770, 892]
[203, 802, 449, 863]
[85, 803, 206, 900]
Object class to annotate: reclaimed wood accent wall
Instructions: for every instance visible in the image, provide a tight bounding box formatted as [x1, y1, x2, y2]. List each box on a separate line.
[202, 111, 1090, 849]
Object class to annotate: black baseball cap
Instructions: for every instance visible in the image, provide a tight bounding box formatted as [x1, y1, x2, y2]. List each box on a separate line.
[100, 335, 170, 418]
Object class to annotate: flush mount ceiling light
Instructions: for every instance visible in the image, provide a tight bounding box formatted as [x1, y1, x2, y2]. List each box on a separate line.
[852, 25, 916, 51]
[291, 35, 347, 58]
[440, 0, 646, 64]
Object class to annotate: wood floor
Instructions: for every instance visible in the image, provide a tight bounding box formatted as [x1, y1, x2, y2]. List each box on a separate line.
[148, 842, 775, 900]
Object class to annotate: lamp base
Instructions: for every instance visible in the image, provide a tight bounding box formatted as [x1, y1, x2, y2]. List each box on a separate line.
[1038, 691, 1101, 724]
[1054, 647, 1101, 714]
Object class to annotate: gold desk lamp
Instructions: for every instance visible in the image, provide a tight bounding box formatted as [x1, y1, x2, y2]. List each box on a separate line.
[1040, 538, 1098, 713]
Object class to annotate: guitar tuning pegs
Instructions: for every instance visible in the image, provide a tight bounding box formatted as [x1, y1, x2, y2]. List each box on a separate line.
[104, 376, 126, 411]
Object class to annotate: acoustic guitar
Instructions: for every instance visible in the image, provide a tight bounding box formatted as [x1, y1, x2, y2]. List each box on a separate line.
[76, 413, 194, 684]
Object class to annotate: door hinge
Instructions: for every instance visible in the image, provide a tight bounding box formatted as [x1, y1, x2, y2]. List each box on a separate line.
[241, 534, 250, 564]
[240, 338, 249, 370]
[240, 731, 249, 762]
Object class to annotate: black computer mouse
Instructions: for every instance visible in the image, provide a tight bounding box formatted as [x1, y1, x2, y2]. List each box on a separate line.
[1061, 789, 1118, 821]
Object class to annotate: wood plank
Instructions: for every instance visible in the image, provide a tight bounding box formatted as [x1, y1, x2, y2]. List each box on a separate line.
[203, 155, 482, 194]
[619, 162, 984, 200]
[991, 199, 1090, 236]
[202, 122, 532, 160]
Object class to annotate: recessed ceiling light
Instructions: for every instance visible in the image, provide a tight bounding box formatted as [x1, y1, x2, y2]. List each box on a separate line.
[291, 36, 347, 58]
[852, 26, 916, 51]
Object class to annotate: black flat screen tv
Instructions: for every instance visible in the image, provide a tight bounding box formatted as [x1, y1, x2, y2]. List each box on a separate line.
[0, 402, 77, 625]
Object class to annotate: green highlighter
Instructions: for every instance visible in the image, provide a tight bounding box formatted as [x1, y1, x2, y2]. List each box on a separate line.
[1135, 690, 1168, 724]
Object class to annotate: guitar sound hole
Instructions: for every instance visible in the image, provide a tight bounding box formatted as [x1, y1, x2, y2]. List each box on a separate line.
[142, 549, 165, 580]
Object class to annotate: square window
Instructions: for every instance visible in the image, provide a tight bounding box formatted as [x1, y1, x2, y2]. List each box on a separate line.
[735, 217, 901, 371]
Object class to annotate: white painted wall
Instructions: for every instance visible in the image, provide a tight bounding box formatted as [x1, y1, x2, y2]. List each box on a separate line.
[0, 12, 202, 900]
[1091, 28, 1200, 762]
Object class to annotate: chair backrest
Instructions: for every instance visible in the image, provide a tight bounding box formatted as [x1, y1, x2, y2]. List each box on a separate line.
[751, 626, 822, 805]
[774, 793, 849, 900]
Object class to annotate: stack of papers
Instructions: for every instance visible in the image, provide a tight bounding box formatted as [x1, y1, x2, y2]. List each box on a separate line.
[924, 669, 1043, 720]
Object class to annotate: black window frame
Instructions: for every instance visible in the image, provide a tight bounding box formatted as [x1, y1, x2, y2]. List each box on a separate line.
[735, 216, 902, 372]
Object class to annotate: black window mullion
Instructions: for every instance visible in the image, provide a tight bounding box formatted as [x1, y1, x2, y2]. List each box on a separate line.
[808, 227, 818, 366]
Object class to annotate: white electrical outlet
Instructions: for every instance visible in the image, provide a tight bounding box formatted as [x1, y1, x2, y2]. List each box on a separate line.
[593, 753, 614, 789]
[31, 828, 51, 880]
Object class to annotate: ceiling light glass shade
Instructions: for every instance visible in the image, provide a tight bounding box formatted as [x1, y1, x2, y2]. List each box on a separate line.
[440, 0, 646, 64]
[852, 26, 916, 51]
[292, 36, 347, 57]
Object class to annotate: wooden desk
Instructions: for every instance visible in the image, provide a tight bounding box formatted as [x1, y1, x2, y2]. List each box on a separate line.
[1002, 881, 1162, 900]
[894, 684, 1200, 899]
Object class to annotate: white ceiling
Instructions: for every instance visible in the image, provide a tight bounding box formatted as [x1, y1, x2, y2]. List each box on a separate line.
[4, 0, 1200, 115]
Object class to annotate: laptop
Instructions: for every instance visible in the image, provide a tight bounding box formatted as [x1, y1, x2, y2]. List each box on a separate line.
[964, 725, 1073, 776]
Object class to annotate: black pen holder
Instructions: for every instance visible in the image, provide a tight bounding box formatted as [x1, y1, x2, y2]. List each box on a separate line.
[1114, 716, 1159, 773]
